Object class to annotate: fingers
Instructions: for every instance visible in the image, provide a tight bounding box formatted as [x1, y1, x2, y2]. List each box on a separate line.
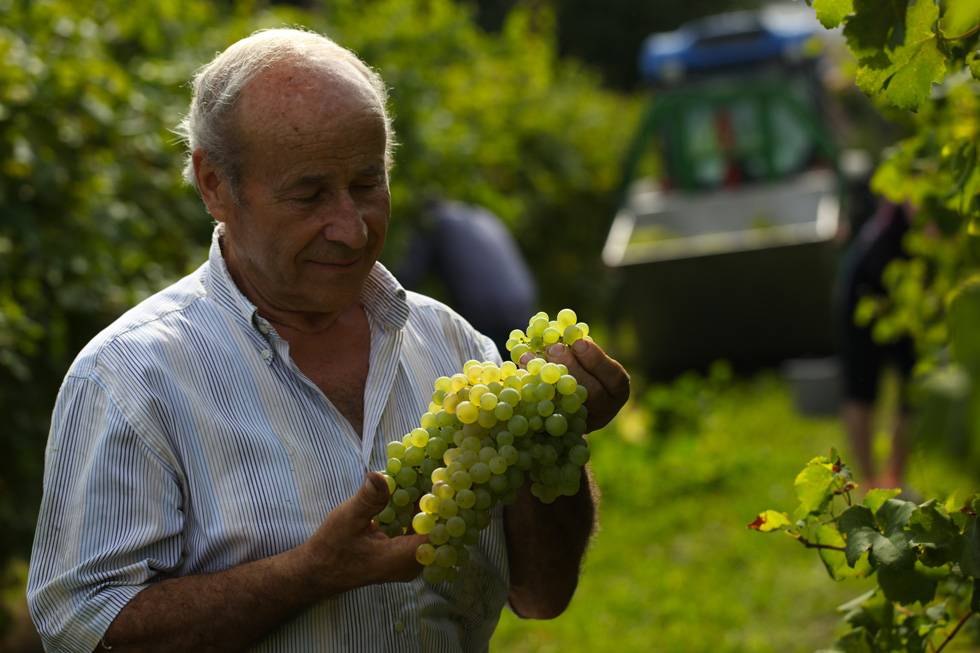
[566, 340, 630, 398]
[377, 533, 427, 582]
[339, 472, 391, 526]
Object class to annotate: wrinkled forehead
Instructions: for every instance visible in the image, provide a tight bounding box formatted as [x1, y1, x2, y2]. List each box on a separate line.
[236, 59, 386, 148]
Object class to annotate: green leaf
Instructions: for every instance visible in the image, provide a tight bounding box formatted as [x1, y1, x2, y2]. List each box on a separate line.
[940, 0, 980, 39]
[909, 501, 963, 566]
[877, 564, 938, 604]
[877, 499, 917, 536]
[961, 516, 980, 577]
[847, 526, 879, 568]
[795, 457, 836, 516]
[872, 531, 915, 569]
[846, 0, 947, 111]
[840, 505, 876, 533]
[747, 510, 792, 532]
[864, 488, 902, 514]
[969, 50, 980, 80]
[818, 524, 873, 579]
[947, 275, 980, 372]
[813, 0, 854, 28]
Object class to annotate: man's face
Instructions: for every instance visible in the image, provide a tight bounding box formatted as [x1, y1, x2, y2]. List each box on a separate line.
[216, 63, 391, 318]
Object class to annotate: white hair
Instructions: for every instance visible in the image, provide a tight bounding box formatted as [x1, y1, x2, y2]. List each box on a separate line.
[174, 28, 394, 196]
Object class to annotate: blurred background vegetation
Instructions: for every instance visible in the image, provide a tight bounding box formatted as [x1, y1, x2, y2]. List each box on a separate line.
[2, 0, 979, 651]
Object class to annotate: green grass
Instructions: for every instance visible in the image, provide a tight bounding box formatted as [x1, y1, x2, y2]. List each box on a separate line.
[490, 375, 978, 653]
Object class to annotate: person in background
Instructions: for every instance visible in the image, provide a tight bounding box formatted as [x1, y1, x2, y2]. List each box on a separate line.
[836, 155, 914, 490]
[396, 198, 538, 358]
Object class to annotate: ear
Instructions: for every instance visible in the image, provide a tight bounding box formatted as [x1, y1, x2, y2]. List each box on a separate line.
[192, 149, 235, 222]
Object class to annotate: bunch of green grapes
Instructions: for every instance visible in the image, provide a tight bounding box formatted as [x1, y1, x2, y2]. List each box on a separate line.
[374, 309, 592, 584]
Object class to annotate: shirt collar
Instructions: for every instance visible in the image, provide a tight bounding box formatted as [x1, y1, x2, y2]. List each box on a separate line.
[202, 224, 410, 335]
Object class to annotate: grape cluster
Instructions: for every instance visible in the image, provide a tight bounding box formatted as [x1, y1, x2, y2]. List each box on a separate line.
[374, 309, 593, 584]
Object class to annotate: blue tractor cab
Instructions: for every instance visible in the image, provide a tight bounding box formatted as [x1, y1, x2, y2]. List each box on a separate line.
[604, 6, 842, 376]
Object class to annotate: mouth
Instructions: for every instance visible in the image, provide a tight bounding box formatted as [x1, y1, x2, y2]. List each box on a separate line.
[306, 256, 361, 270]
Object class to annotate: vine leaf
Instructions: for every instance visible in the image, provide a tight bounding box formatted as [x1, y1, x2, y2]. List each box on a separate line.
[909, 501, 964, 567]
[877, 564, 938, 604]
[969, 50, 980, 80]
[864, 488, 901, 513]
[794, 457, 837, 517]
[813, 0, 854, 28]
[961, 516, 980, 577]
[845, 0, 947, 111]
[747, 510, 792, 532]
[940, 0, 980, 39]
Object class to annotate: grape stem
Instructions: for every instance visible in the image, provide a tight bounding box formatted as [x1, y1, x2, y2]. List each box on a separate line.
[934, 609, 974, 653]
[790, 533, 846, 552]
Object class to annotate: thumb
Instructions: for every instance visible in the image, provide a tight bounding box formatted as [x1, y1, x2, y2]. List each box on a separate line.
[342, 472, 391, 523]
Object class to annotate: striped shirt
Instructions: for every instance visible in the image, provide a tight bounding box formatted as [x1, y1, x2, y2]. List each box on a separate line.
[27, 227, 511, 652]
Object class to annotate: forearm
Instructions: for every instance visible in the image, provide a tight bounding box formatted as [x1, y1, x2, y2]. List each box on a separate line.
[103, 544, 322, 652]
[503, 466, 597, 619]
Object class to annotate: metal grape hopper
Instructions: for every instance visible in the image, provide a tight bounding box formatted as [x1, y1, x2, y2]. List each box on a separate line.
[604, 7, 842, 376]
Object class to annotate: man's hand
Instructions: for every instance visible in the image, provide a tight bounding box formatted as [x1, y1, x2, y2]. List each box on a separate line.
[521, 340, 630, 433]
[298, 472, 426, 597]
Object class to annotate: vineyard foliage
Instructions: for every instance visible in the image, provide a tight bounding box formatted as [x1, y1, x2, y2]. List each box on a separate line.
[753, 1, 980, 650]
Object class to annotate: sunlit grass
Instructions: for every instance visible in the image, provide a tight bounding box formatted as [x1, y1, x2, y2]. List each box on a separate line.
[491, 375, 977, 652]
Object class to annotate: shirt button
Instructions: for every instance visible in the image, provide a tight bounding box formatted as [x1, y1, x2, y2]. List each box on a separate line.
[261, 349, 273, 361]
[394, 620, 405, 633]
[257, 321, 271, 335]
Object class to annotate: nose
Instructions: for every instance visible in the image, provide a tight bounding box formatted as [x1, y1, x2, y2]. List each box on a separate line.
[321, 190, 369, 250]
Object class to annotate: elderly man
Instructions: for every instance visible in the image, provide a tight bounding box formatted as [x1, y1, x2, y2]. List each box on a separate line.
[28, 28, 629, 652]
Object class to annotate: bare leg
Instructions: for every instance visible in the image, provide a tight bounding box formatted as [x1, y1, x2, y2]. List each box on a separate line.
[841, 400, 876, 483]
[878, 412, 908, 489]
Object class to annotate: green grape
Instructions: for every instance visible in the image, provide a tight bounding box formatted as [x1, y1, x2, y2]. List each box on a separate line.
[455, 488, 476, 509]
[475, 510, 492, 530]
[496, 431, 514, 447]
[526, 358, 545, 375]
[536, 400, 555, 417]
[420, 412, 438, 429]
[545, 413, 568, 436]
[386, 457, 402, 475]
[556, 374, 578, 396]
[446, 516, 466, 538]
[434, 544, 458, 568]
[420, 493, 440, 514]
[498, 387, 521, 406]
[387, 441, 405, 459]
[479, 393, 497, 411]
[431, 466, 450, 484]
[489, 456, 508, 475]
[395, 468, 417, 488]
[433, 482, 455, 500]
[461, 435, 481, 452]
[575, 385, 588, 402]
[507, 467, 524, 490]
[450, 470, 472, 490]
[575, 322, 589, 337]
[507, 415, 529, 436]
[527, 317, 548, 338]
[488, 474, 509, 495]
[477, 410, 497, 429]
[450, 373, 468, 392]
[536, 382, 556, 401]
[404, 446, 425, 467]
[499, 445, 519, 465]
[392, 488, 411, 507]
[481, 365, 501, 384]
[438, 498, 459, 519]
[410, 427, 429, 447]
[456, 401, 478, 424]
[562, 324, 583, 345]
[434, 376, 452, 392]
[493, 402, 514, 421]
[465, 366, 482, 384]
[516, 451, 533, 470]
[429, 524, 450, 545]
[568, 444, 590, 466]
[473, 489, 493, 511]
[557, 308, 577, 328]
[381, 473, 396, 495]
[476, 446, 494, 464]
[416, 542, 437, 565]
[560, 462, 581, 485]
[529, 416, 544, 432]
[426, 437, 448, 460]
[377, 505, 396, 524]
[509, 329, 525, 342]
[559, 394, 583, 414]
[510, 343, 531, 363]
[539, 363, 561, 385]
[412, 512, 436, 534]
[468, 384, 489, 404]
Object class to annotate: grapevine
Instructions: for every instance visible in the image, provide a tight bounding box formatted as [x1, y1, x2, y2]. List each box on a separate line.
[374, 309, 594, 584]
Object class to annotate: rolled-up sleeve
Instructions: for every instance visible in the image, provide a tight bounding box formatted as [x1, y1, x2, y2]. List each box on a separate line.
[28, 374, 184, 652]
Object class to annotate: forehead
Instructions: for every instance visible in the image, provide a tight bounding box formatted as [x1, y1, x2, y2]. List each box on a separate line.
[236, 60, 387, 156]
